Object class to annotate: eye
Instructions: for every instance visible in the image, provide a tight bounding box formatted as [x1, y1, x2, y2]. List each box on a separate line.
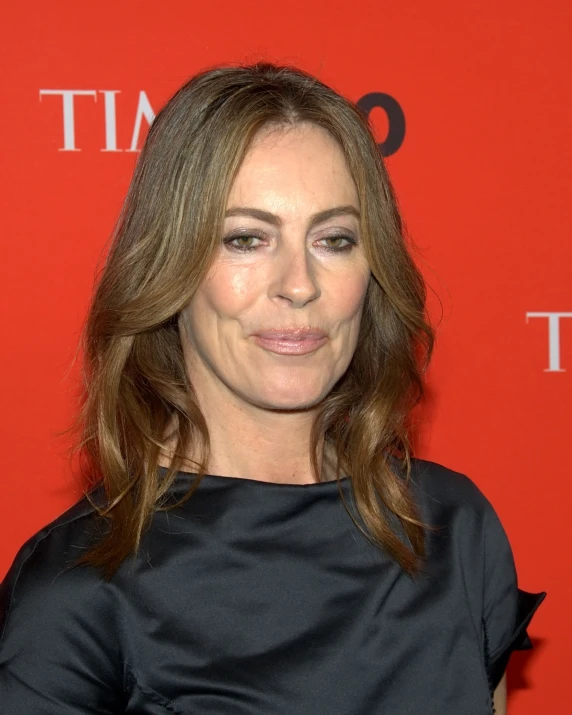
[222, 234, 263, 252]
[317, 235, 358, 253]
[221, 232, 358, 253]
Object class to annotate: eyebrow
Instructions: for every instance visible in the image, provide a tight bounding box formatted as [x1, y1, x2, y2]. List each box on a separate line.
[224, 205, 360, 229]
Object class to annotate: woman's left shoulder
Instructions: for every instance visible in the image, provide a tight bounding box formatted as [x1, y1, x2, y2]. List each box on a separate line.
[394, 455, 495, 525]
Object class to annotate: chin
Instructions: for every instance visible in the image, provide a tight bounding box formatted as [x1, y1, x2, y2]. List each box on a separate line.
[253, 386, 328, 411]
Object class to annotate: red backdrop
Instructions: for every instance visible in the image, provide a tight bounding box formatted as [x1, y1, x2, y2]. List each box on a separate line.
[1, 2, 569, 711]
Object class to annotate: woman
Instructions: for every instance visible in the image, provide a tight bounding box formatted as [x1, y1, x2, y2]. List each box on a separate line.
[0, 62, 545, 714]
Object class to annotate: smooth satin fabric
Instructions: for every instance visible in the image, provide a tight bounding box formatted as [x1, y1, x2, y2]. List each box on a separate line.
[0, 457, 545, 714]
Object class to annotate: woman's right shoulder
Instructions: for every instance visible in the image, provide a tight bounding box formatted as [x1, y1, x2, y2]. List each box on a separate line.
[0, 484, 108, 643]
[0, 485, 128, 711]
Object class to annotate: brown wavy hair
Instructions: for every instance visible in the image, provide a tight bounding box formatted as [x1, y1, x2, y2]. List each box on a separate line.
[70, 62, 436, 581]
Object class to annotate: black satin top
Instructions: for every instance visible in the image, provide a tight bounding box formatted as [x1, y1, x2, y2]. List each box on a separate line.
[0, 457, 545, 715]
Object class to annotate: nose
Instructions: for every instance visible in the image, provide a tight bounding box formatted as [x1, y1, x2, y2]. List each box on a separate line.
[270, 238, 320, 308]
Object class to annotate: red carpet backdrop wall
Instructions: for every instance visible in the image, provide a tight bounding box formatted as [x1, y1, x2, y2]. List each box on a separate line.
[0, 1, 569, 711]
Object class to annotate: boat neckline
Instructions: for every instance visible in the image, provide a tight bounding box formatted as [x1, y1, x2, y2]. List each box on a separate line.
[158, 465, 351, 489]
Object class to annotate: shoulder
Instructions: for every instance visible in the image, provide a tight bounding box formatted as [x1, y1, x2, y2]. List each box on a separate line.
[393, 455, 495, 525]
[400, 457, 522, 616]
[0, 485, 109, 645]
[0, 487, 127, 708]
[408, 455, 490, 504]
[396, 456, 512, 569]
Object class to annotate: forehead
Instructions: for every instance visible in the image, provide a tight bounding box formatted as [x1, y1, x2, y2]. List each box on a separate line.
[226, 122, 359, 210]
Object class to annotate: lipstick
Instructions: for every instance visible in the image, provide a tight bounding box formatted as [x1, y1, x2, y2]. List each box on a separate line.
[252, 328, 328, 356]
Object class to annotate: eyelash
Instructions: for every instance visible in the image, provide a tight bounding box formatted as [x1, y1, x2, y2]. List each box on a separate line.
[222, 234, 358, 254]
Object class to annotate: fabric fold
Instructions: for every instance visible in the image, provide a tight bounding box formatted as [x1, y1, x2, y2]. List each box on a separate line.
[488, 588, 547, 689]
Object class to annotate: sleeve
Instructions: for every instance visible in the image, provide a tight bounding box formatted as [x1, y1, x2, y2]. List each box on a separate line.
[0, 525, 124, 714]
[481, 499, 546, 690]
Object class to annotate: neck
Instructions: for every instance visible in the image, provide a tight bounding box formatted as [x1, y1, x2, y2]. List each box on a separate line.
[159, 384, 339, 485]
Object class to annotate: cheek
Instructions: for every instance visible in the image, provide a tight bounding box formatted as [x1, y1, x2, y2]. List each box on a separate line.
[228, 270, 250, 303]
[194, 263, 258, 324]
[330, 270, 370, 322]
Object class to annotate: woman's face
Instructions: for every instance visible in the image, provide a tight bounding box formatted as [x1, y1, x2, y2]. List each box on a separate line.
[179, 122, 371, 412]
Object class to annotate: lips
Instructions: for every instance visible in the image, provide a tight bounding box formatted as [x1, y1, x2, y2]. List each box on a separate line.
[252, 329, 328, 355]
[254, 329, 327, 340]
